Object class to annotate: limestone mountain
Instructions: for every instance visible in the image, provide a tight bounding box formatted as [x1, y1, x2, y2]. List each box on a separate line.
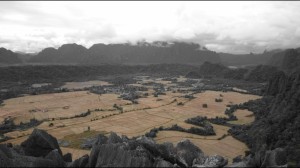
[29, 42, 221, 65]
[269, 48, 300, 72]
[0, 48, 22, 64]
[30, 44, 88, 64]
[219, 49, 281, 66]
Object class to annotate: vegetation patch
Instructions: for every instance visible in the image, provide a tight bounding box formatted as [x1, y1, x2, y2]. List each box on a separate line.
[60, 130, 107, 149]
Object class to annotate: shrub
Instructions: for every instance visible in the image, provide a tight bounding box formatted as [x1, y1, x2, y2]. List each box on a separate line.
[215, 98, 223, 102]
[202, 103, 208, 108]
[177, 102, 184, 106]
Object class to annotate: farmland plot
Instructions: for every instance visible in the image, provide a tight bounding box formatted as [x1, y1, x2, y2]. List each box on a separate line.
[0, 78, 260, 162]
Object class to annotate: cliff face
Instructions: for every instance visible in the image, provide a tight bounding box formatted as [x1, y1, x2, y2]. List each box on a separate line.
[269, 48, 300, 72]
[244, 65, 282, 83]
[245, 71, 300, 166]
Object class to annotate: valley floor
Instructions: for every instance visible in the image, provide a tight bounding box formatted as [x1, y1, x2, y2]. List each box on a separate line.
[0, 76, 261, 162]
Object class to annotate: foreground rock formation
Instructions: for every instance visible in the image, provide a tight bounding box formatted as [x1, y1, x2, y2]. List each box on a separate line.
[0, 129, 229, 167]
[0, 128, 290, 167]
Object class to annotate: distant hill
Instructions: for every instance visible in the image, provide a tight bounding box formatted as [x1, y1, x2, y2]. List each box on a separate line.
[15, 51, 37, 63]
[268, 48, 300, 72]
[29, 42, 221, 65]
[30, 44, 88, 63]
[188, 61, 283, 82]
[219, 49, 282, 67]
[0, 48, 22, 64]
[196, 61, 248, 80]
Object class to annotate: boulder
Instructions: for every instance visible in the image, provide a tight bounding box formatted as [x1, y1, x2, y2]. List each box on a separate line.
[68, 154, 89, 167]
[93, 143, 153, 167]
[107, 132, 123, 144]
[0, 145, 14, 167]
[136, 136, 159, 156]
[58, 140, 70, 147]
[88, 145, 101, 167]
[194, 155, 228, 167]
[261, 148, 287, 167]
[157, 142, 177, 163]
[175, 139, 204, 167]
[192, 156, 207, 165]
[45, 149, 65, 167]
[232, 155, 243, 163]
[225, 161, 248, 167]
[0, 144, 57, 167]
[155, 158, 174, 167]
[21, 129, 62, 157]
[94, 134, 108, 146]
[63, 153, 72, 162]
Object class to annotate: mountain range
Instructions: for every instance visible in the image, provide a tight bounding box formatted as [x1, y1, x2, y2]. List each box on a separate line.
[1, 42, 300, 70]
[29, 42, 220, 65]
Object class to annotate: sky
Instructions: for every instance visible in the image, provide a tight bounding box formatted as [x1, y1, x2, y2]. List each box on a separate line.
[1, 1, 300, 54]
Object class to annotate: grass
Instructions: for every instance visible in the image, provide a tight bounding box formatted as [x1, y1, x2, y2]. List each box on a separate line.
[60, 130, 108, 149]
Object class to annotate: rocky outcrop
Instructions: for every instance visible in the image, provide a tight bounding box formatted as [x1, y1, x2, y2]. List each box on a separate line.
[244, 65, 282, 83]
[175, 139, 205, 167]
[21, 129, 62, 157]
[194, 155, 228, 167]
[264, 71, 288, 96]
[227, 148, 288, 168]
[269, 48, 300, 72]
[229, 70, 300, 167]
[0, 129, 229, 167]
[0, 144, 59, 167]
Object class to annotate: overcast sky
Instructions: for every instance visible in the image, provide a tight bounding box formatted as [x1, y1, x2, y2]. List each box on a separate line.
[1, 1, 300, 54]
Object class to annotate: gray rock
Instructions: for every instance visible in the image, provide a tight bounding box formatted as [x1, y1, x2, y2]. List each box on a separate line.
[81, 137, 99, 149]
[225, 161, 248, 167]
[45, 149, 66, 167]
[94, 134, 108, 146]
[90, 142, 153, 167]
[68, 154, 89, 167]
[58, 140, 70, 147]
[225, 155, 253, 167]
[0, 145, 14, 167]
[232, 155, 243, 163]
[63, 153, 72, 162]
[254, 150, 266, 167]
[136, 136, 159, 156]
[194, 155, 228, 167]
[175, 139, 204, 167]
[193, 155, 207, 165]
[157, 142, 177, 162]
[107, 132, 123, 144]
[155, 158, 173, 167]
[88, 145, 101, 167]
[21, 128, 62, 157]
[0, 144, 57, 167]
[261, 148, 287, 167]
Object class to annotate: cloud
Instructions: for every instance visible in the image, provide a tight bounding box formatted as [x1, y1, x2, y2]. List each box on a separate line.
[0, 1, 300, 54]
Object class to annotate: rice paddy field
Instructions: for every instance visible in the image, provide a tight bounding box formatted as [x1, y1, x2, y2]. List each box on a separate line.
[0, 76, 261, 162]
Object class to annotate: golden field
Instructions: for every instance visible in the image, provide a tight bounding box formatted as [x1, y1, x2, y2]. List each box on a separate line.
[0, 78, 261, 162]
